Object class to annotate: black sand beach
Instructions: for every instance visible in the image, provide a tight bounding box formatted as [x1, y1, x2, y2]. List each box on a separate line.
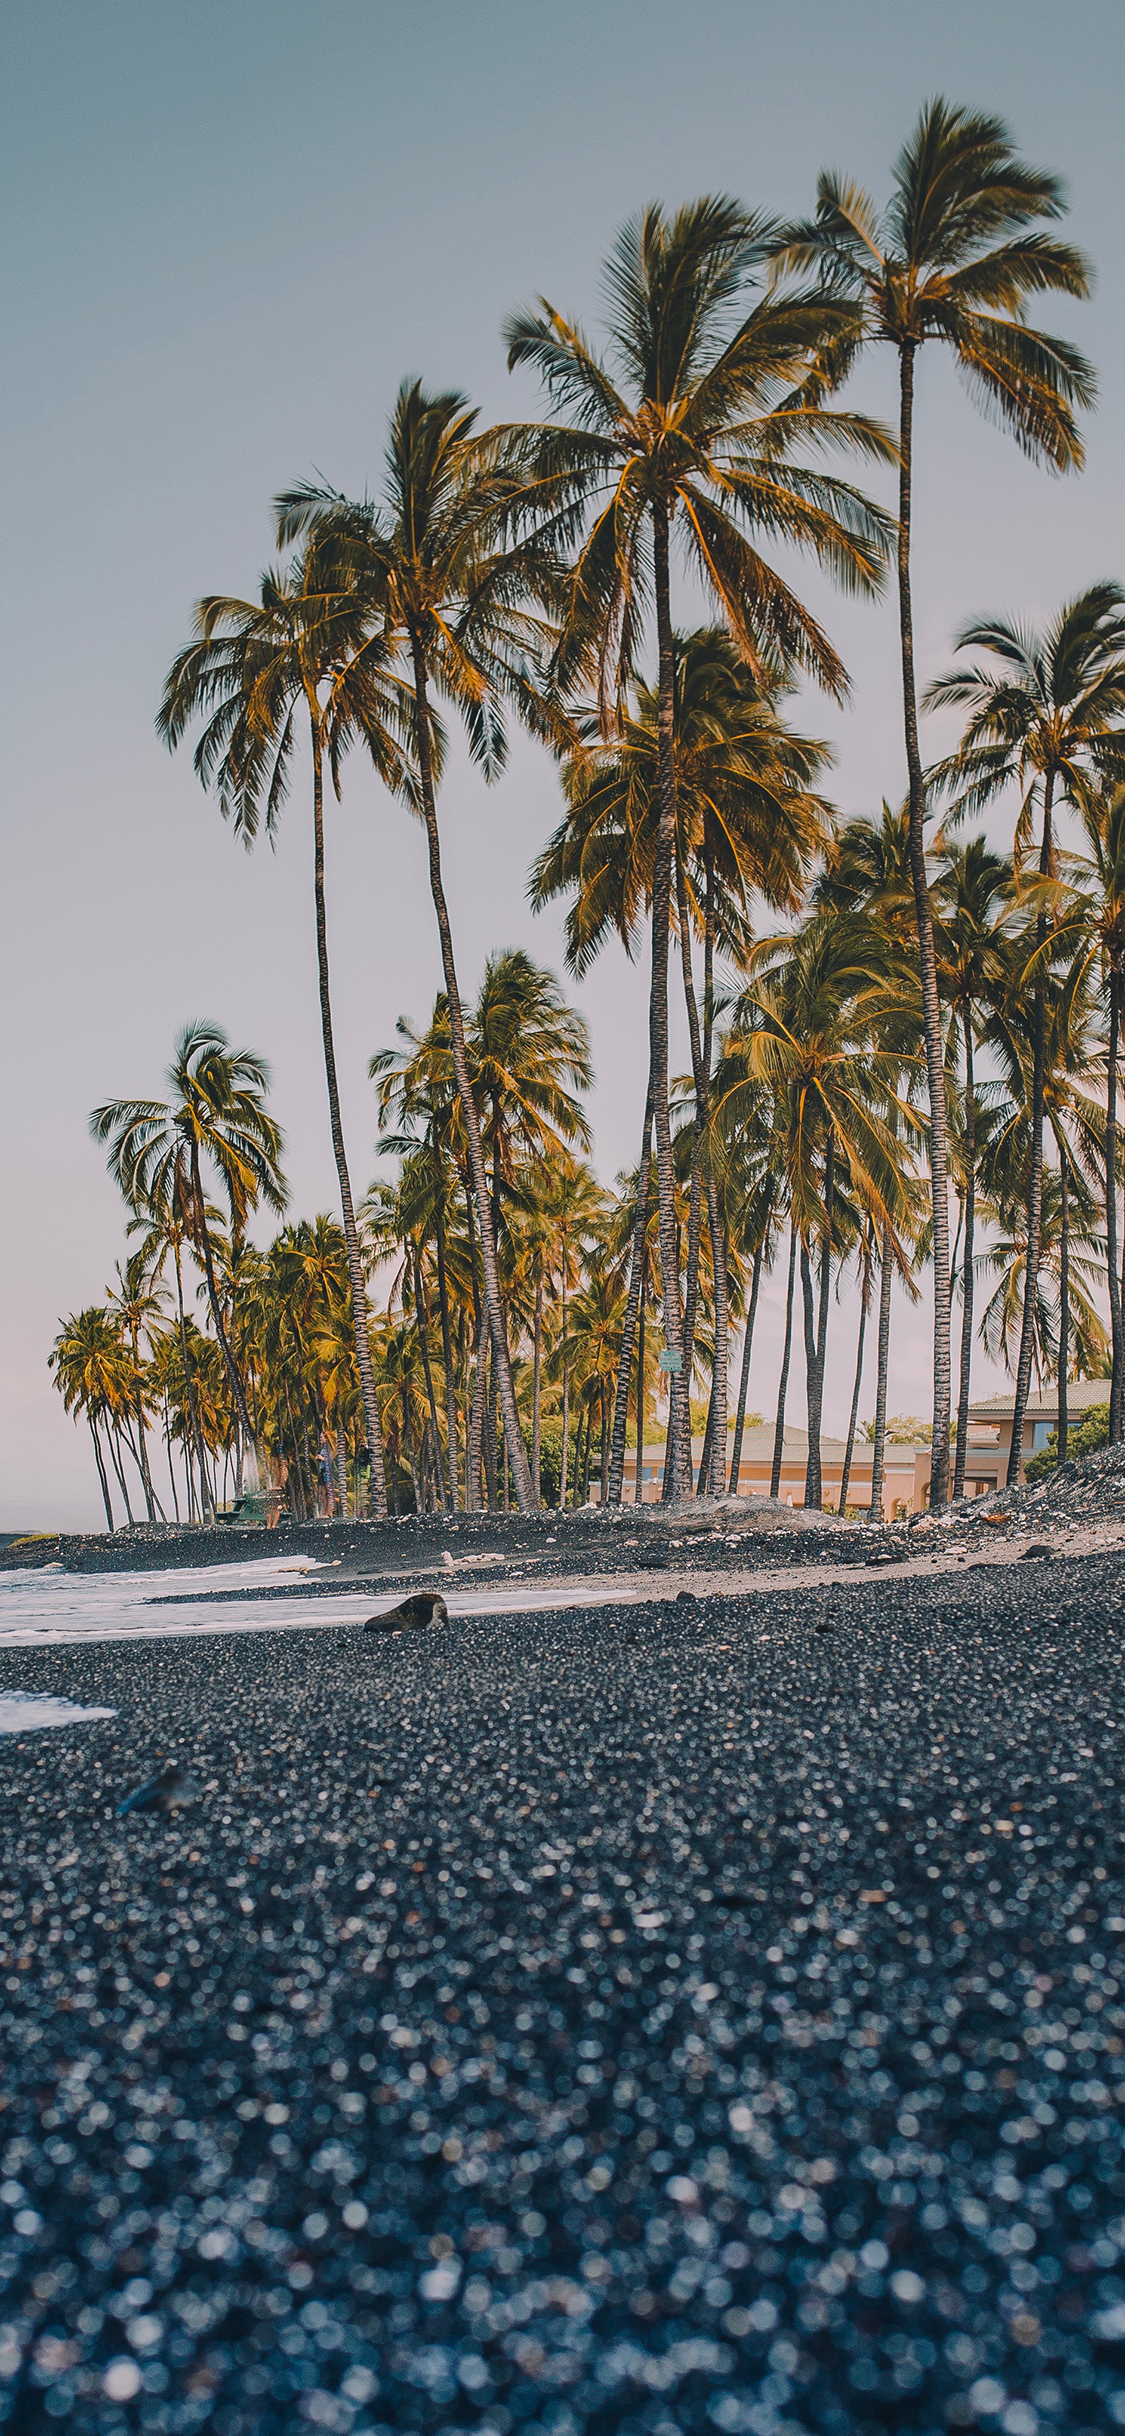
[1, 1523, 1124, 2433]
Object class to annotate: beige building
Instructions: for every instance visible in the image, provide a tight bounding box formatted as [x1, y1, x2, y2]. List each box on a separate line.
[619, 1421, 931, 1520]
[955, 1375, 1110, 1494]
[616, 1377, 1111, 1513]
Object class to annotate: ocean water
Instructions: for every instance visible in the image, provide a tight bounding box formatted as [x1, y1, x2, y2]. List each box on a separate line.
[0, 1692, 118, 1733]
[0, 1554, 630, 1651]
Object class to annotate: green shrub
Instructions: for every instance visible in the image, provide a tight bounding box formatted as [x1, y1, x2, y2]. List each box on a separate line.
[1025, 1402, 1110, 1482]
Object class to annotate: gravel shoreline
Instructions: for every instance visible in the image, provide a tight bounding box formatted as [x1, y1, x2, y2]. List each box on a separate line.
[2, 1538, 1125, 2433]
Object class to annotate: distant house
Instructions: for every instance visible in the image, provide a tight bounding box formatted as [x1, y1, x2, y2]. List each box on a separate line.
[619, 1422, 931, 1520]
[959, 1375, 1110, 1492]
[616, 1376, 1111, 1512]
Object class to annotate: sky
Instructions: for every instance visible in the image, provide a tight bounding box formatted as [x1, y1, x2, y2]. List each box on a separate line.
[3, 0, 1123, 1530]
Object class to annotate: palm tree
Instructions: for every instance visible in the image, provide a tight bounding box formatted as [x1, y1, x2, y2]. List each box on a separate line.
[372, 999, 464, 1506]
[933, 839, 1014, 1495]
[502, 197, 895, 1492]
[50, 1308, 136, 1530]
[1070, 787, 1125, 1436]
[535, 627, 832, 1500]
[91, 1023, 286, 1490]
[925, 583, 1125, 1480]
[713, 911, 913, 1508]
[773, 99, 1096, 1508]
[158, 541, 407, 1517]
[105, 1252, 170, 1521]
[273, 383, 566, 1513]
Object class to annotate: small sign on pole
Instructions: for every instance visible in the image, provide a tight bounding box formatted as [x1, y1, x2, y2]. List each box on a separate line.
[658, 1348, 682, 1373]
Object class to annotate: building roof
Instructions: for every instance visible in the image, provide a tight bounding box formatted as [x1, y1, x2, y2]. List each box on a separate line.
[968, 1377, 1110, 1422]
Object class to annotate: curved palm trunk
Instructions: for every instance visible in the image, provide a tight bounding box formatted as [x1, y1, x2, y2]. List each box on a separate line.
[90, 1417, 115, 1531]
[869, 1229, 894, 1524]
[1108, 970, 1122, 1442]
[1057, 1152, 1070, 1464]
[606, 1078, 653, 1503]
[1007, 771, 1056, 1487]
[898, 344, 952, 1509]
[650, 507, 692, 1497]
[838, 1267, 868, 1518]
[408, 632, 535, 1510]
[953, 1012, 978, 1500]
[729, 1242, 763, 1494]
[307, 714, 388, 1518]
[770, 1224, 798, 1500]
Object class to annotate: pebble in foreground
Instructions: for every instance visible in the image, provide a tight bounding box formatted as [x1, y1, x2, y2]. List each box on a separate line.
[114, 1761, 201, 1817]
[363, 1590, 449, 1632]
[2, 1546, 1125, 2435]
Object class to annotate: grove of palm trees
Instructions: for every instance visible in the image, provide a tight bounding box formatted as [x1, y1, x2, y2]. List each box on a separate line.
[53, 104, 1125, 1531]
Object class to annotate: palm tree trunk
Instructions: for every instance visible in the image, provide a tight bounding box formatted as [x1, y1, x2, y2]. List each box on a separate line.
[599, 1386, 610, 1505]
[634, 1244, 648, 1504]
[560, 1332, 571, 1510]
[532, 1269, 543, 1507]
[838, 1265, 868, 1518]
[105, 1422, 136, 1525]
[802, 1134, 835, 1510]
[770, 1224, 798, 1500]
[1007, 771, 1056, 1487]
[433, 1175, 460, 1509]
[898, 343, 952, 1509]
[729, 1242, 763, 1494]
[188, 1142, 255, 1488]
[1058, 1151, 1070, 1464]
[468, 1307, 488, 1513]
[606, 1079, 654, 1503]
[676, 851, 729, 1493]
[485, 1341, 500, 1512]
[649, 505, 692, 1497]
[954, 1013, 978, 1499]
[173, 1238, 212, 1519]
[412, 1249, 447, 1512]
[869, 1229, 894, 1524]
[1108, 970, 1123, 1443]
[90, 1418, 115, 1531]
[407, 631, 535, 1509]
[302, 717, 387, 1516]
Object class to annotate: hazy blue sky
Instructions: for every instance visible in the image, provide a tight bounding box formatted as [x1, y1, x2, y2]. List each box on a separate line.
[3, 0, 1123, 1527]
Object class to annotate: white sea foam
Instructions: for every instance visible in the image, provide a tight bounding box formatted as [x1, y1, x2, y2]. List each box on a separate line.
[0, 1693, 117, 1732]
[0, 1555, 630, 1650]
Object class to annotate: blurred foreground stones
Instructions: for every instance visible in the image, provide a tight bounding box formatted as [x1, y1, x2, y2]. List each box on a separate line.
[1, 1547, 1124, 2432]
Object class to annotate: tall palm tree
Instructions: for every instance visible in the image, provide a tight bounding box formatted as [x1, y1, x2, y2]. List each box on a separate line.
[773, 99, 1096, 1507]
[925, 583, 1125, 1479]
[158, 541, 408, 1517]
[91, 1023, 286, 1489]
[502, 197, 895, 1491]
[273, 382, 565, 1513]
[933, 838, 1014, 1495]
